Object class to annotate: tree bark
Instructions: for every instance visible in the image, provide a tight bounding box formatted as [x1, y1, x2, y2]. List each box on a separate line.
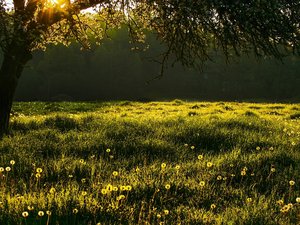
[0, 45, 32, 138]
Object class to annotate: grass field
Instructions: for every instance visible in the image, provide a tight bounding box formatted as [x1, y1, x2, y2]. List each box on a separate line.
[0, 100, 300, 224]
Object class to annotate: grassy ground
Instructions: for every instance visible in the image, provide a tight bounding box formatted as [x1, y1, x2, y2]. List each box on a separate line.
[0, 100, 300, 224]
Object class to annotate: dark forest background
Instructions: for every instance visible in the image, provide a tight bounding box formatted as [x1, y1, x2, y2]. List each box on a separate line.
[2, 28, 300, 102]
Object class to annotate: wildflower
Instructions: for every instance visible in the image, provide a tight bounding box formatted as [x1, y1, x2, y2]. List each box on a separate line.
[296, 197, 300, 203]
[81, 191, 87, 196]
[175, 165, 180, 170]
[199, 181, 205, 187]
[117, 195, 125, 201]
[190, 146, 195, 150]
[22, 211, 29, 218]
[0, 167, 4, 172]
[217, 175, 222, 180]
[280, 205, 290, 213]
[68, 175, 73, 178]
[161, 163, 166, 169]
[210, 204, 216, 209]
[256, 146, 261, 151]
[46, 210, 52, 215]
[10, 160, 15, 165]
[135, 167, 140, 173]
[277, 199, 284, 205]
[5, 167, 11, 172]
[125, 185, 132, 191]
[164, 209, 169, 215]
[246, 198, 252, 203]
[73, 208, 78, 214]
[269, 147, 274, 151]
[120, 186, 126, 191]
[206, 162, 213, 168]
[113, 186, 118, 191]
[36, 168, 43, 173]
[106, 148, 111, 153]
[271, 167, 276, 173]
[165, 184, 171, 190]
[49, 187, 56, 194]
[112, 171, 119, 176]
[35, 173, 41, 178]
[101, 189, 108, 195]
[106, 184, 113, 191]
[27, 206, 34, 211]
[81, 178, 86, 183]
[38, 211, 44, 217]
[241, 170, 246, 176]
[289, 180, 295, 186]
[197, 155, 203, 160]
[79, 159, 85, 164]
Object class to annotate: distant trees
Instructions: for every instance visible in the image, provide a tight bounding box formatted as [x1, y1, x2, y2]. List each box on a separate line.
[1, 0, 300, 137]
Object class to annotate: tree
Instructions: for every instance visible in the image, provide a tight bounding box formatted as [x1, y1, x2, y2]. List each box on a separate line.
[1, 0, 300, 137]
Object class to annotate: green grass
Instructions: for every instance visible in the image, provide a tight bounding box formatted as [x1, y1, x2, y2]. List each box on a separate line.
[0, 100, 300, 224]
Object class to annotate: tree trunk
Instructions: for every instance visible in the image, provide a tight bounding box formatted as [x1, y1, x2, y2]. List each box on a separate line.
[0, 46, 32, 138]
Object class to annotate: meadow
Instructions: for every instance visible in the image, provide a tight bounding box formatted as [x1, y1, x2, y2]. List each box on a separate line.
[0, 100, 299, 224]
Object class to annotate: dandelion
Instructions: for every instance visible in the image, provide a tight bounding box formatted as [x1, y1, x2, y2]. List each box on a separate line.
[165, 184, 171, 190]
[277, 199, 284, 205]
[210, 204, 216, 210]
[112, 171, 119, 176]
[280, 205, 290, 213]
[164, 209, 169, 215]
[135, 167, 140, 173]
[246, 198, 252, 203]
[106, 148, 111, 153]
[197, 155, 203, 160]
[217, 175, 222, 180]
[10, 160, 15, 165]
[223, 177, 227, 181]
[269, 147, 274, 151]
[157, 214, 161, 219]
[199, 181, 205, 187]
[101, 189, 108, 195]
[38, 211, 44, 217]
[175, 165, 180, 170]
[120, 186, 126, 191]
[81, 191, 87, 196]
[79, 159, 85, 164]
[289, 180, 295, 186]
[161, 163, 166, 169]
[27, 206, 34, 211]
[296, 197, 300, 203]
[125, 185, 132, 191]
[22, 211, 29, 218]
[256, 146, 261, 151]
[190, 146, 195, 150]
[46, 210, 52, 215]
[36, 168, 42, 173]
[106, 184, 113, 191]
[0, 167, 4, 172]
[81, 178, 86, 183]
[5, 167, 11, 172]
[117, 195, 125, 201]
[241, 170, 246, 176]
[113, 186, 118, 191]
[49, 187, 56, 194]
[35, 173, 41, 178]
[271, 167, 276, 173]
[206, 162, 213, 168]
[73, 208, 78, 214]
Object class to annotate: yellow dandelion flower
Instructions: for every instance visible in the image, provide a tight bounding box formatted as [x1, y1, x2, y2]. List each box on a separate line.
[156, 214, 161, 219]
[135, 167, 140, 173]
[125, 185, 132, 191]
[120, 186, 126, 191]
[217, 175, 222, 180]
[35, 173, 41, 178]
[0, 167, 4, 172]
[296, 197, 300, 203]
[197, 155, 203, 160]
[49, 187, 56, 194]
[210, 204, 216, 209]
[117, 195, 125, 201]
[161, 163, 166, 169]
[36, 168, 42, 173]
[106, 148, 111, 153]
[190, 146, 195, 150]
[106, 184, 113, 191]
[175, 165, 180, 170]
[101, 189, 108, 195]
[206, 162, 213, 168]
[112, 171, 119, 176]
[38, 211, 44, 217]
[79, 159, 85, 164]
[289, 180, 295, 186]
[10, 160, 15, 165]
[46, 210, 52, 215]
[246, 197, 252, 203]
[5, 167, 11, 172]
[81, 191, 87, 196]
[73, 208, 78, 214]
[271, 167, 276, 172]
[164, 209, 169, 215]
[241, 170, 246, 176]
[165, 184, 171, 190]
[276, 199, 284, 206]
[27, 206, 34, 211]
[256, 146, 261, 151]
[199, 181, 205, 187]
[22, 211, 29, 218]
[113, 186, 118, 191]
